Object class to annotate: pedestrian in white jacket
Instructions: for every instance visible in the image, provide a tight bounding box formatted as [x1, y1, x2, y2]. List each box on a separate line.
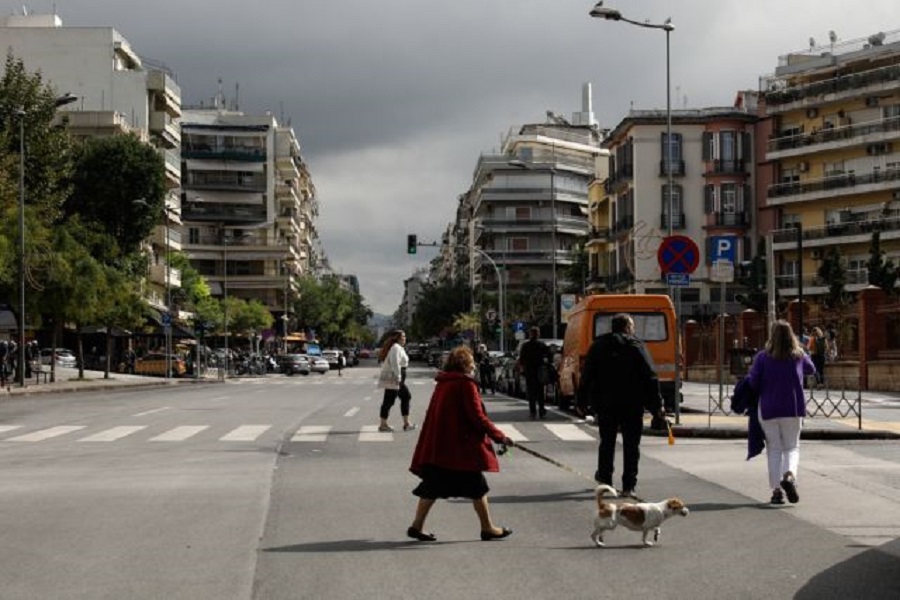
[378, 330, 414, 432]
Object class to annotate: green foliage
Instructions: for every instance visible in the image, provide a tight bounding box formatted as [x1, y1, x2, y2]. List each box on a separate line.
[817, 246, 848, 309]
[67, 134, 166, 255]
[292, 275, 372, 346]
[867, 231, 899, 294]
[562, 242, 588, 294]
[408, 278, 470, 340]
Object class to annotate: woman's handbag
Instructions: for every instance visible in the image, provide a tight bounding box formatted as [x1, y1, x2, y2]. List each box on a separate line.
[378, 362, 398, 388]
[398, 382, 412, 402]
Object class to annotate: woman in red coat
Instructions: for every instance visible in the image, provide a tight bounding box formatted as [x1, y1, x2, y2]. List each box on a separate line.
[407, 346, 514, 542]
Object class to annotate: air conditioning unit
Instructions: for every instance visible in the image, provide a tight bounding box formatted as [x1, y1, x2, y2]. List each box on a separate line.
[811, 249, 823, 259]
[806, 108, 819, 118]
[865, 96, 880, 107]
[892, 190, 900, 201]
[798, 161, 809, 172]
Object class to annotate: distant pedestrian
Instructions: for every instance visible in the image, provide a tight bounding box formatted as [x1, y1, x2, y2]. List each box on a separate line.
[0, 340, 8, 389]
[407, 346, 514, 542]
[337, 351, 345, 376]
[577, 313, 666, 498]
[475, 344, 495, 395]
[517, 327, 550, 419]
[747, 320, 815, 505]
[808, 326, 827, 387]
[377, 329, 415, 432]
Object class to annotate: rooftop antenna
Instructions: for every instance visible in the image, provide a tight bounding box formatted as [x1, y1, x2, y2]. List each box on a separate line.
[234, 82, 239, 111]
[809, 37, 816, 50]
[828, 30, 838, 53]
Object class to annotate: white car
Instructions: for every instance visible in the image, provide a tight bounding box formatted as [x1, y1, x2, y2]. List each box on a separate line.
[322, 349, 342, 369]
[305, 354, 330, 374]
[40, 348, 77, 368]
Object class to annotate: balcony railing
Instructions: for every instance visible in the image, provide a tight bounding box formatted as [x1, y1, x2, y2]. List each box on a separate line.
[588, 227, 611, 241]
[763, 63, 900, 108]
[181, 202, 267, 223]
[768, 116, 900, 154]
[660, 213, 686, 229]
[182, 146, 266, 161]
[187, 173, 267, 192]
[772, 216, 900, 245]
[774, 269, 869, 290]
[659, 160, 686, 177]
[768, 167, 900, 199]
[612, 215, 634, 234]
[709, 211, 751, 227]
[704, 159, 747, 175]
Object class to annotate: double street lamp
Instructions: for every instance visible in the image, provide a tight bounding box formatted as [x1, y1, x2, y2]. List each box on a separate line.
[472, 247, 505, 353]
[16, 93, 79, 387]
[509, 159, 558, 339]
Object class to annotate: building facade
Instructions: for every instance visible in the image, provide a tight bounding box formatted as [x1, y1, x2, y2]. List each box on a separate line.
[759, 30, 900, 299]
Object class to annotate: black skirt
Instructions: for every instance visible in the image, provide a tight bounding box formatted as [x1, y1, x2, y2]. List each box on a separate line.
[412, 465, 490, 500]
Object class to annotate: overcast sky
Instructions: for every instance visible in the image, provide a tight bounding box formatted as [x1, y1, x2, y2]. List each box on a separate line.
[7, 1, 898, 314]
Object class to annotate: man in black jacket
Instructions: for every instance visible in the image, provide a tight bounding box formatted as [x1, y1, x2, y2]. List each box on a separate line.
[577, 313, 666, 497]
[518, 327, 550, 419]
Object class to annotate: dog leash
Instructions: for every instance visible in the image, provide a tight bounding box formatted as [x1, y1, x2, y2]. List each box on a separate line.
[499, 442, 596, 484]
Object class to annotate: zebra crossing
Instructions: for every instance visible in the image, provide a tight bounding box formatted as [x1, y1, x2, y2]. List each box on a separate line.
[0, 421, 597, 445]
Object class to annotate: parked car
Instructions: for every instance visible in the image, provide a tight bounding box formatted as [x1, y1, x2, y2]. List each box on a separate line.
[40, 348, 77, 369]
[306, 354, 330, 374]
[321, 349, 342, 370]
[135, 353, 187, 378]
[278, 353, 310, 376]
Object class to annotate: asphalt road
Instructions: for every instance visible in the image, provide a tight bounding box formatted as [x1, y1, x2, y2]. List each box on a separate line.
[0, 364, 897, 599]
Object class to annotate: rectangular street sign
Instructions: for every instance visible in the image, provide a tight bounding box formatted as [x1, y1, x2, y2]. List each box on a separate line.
[666, 273, 690, 286]
[710, 259, 735, 283]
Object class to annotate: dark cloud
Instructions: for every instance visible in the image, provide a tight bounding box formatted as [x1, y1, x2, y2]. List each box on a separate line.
[17, 0, 897, 313]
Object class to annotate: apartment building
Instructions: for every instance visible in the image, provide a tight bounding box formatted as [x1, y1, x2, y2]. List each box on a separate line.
[589, 106, 757, 319]
[0, 11, 183, 313]
[759, 30, 900, 297]
[180, 107, 317, 329]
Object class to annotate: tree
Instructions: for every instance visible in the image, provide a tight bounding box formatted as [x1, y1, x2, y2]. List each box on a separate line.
[736, 239, 770, 313]
[408, 278, 470, 340]
[562, 242, 589, 294]
[867, 230, 898, 294]
[66, 134, 166, 256]
[292, 275, 372, 347]
[817, 246, 848, 309]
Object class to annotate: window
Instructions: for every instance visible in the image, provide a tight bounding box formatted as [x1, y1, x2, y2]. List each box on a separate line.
[721, 184, 737, 213]
[188, 228, 200, 244]
[720, 131, 736, 161]
[514, 207, 531, 220]
[593, 312, 668, 342]
[508, 238, 528, 251]
[661, 133, 683, 173]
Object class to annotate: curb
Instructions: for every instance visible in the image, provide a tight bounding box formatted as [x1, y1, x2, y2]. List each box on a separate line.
[2, 377, 222, 397]
[643, 426, 900, 441]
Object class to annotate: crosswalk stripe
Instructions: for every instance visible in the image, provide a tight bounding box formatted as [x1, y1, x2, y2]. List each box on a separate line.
[344, 407, 360, 417]
[545, 423, 596, 441]
[78, 426, 147, 442]
[291, 425, 332, 442]
[0, 425, 23, 435]
[149, 425, 209, 442]
[220, 425, 271, 441]
[6, 425, 86, 442]
[495, 423, 527, 442]
[358, 424, 393, 442]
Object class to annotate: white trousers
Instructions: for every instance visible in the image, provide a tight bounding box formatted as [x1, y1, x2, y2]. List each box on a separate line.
[758, 409, 803, 490]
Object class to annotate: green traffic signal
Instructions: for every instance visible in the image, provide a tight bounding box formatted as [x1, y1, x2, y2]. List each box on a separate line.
[407, 234, 417, 254]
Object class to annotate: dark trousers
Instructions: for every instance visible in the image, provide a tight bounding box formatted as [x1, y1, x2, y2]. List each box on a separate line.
[596, 414, 643, 491]
[379, 388, 410, 419]
[525, 374, 545, 416]
[812, 355, 826, 384]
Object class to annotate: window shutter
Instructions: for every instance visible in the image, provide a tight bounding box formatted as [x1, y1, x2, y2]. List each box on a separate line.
[741, 132, 752, 161]
[704, 185, 714, 214]
[702, 132, 712, 161]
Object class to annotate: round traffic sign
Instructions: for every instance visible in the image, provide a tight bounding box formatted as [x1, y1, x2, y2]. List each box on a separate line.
[657, 235, 700, 275]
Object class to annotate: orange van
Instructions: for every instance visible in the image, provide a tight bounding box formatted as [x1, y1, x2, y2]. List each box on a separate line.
[558, 294, 678, 410]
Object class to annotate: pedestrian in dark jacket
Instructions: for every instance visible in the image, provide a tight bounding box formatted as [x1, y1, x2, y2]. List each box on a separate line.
[407, 346, 514, 542]
[577, 313, 666, 497]
[517, 326, 550, 419]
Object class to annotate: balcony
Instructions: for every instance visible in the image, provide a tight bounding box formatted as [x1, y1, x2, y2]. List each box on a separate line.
[182, 146, 266, 162]
[767, 167, 900, 205]
[158, 147, 181, 182]
[774, 269, 869, 296]
[660, 213, 686, 230]
[772, 216, 900, 249]
[763, 62, 900, 112]
[704, 159, 747, 176]
[585, 227, 611, 247]
[659, 160, 686, 177]
[151, 225, 182, 251]
[149, 264, 181, 288]
[181, 202, 267, 223]
[766, 116, 900, 159]
[187, 172, 266, 192]
[707, 211, 751, 227]
[612, 215, 634, 235]
[149, 110, 180, 147]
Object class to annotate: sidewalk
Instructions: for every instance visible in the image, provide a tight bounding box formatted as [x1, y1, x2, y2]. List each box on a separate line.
[659, 380, 900, 440]
[1, 367, 218, 397]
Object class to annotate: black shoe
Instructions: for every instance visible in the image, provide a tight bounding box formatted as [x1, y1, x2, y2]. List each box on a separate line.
[781, 472, 799, 504]
[480, 527, 513, 541]
[407, 526, 437, 542]
[538, 410, 547, 419]
[770, 489, 785, 505]
[620, 488, 636, 499]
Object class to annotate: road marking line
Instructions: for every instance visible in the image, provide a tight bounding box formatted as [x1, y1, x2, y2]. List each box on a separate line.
[344, 407, 360, 417]
[0, 425, 23, 435]
[291, 425, 332, 442]
[6, 425, 86, 442]
[545, 423, 596, 441]
[362, 396, 372, 402]
[149, 425, 209, 441]
[495, 423, 528, 442]
[220, 425, 271, 441]
[133, 407, 170, 417]
[359, 424, 393, 442]
[78, 426, 148, 442]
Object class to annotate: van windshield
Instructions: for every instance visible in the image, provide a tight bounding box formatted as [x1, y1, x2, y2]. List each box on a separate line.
[593, 313, 668, 342]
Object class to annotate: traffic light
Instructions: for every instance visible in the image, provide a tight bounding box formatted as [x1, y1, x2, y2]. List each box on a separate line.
[407, 234, 417, 254]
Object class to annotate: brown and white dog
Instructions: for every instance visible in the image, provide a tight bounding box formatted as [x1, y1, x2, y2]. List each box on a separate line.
[591, 484, 689, 547]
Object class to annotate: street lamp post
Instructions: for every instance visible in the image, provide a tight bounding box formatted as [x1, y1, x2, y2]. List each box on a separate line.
[509, 159, 558, 338]
[222, 232, 252, 378]
[472, 248, 505, 353]
[590, 2, 682, 422]
[16, 93, 79, 387]
[136, 199, 176, 380]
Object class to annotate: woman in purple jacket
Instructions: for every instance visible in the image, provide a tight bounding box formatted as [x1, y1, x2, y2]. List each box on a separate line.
[747, 320, 816, 505]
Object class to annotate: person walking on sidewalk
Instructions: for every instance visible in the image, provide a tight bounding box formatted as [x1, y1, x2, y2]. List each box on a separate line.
[808, 326, 827, 387]
[407, 346, 514, 542]
[747, 320, 816, 505]
[576, 313, 666, 498]
[517, 327, 550, 419]
[377, 330, 415, 432]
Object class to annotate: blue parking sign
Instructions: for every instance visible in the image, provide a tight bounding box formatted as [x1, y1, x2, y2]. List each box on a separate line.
[710, 236, 737, 263]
